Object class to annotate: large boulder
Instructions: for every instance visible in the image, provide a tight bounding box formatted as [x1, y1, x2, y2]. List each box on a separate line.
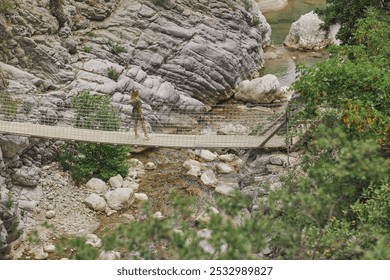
[12, 165, 41, 187]
[104, 188, 135, 210]
[86, 178, 109, 194]
[84, 193, 107, 212]
[0, 135, 29, 159]
[284, 11, 332, 51]
[235, 74, 286, 103]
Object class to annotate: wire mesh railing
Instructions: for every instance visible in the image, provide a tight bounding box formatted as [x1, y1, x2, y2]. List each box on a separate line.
[0, 91, 307, 148]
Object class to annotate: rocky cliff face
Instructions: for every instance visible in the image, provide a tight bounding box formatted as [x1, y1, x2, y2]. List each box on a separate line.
[0, 0, 271, 258]
[1, 0, 271, 106]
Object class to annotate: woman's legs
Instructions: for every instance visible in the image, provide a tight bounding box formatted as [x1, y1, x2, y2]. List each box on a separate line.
[133, 119, 139, 138]
[141, 119, 149, 139]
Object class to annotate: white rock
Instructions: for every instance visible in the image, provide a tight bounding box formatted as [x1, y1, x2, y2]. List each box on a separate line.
[121, 213, 135, 222]
[86, 178, 109, 194]
[104, 188, 135, 210]
[105, 209, 117, 217]
[217, 123, 250, 135]
[84, 193, 107, 212]
[108, 174, 123, 188]
[145, 162, 156, 170]
[98, 251, 121, 260]
[183, 159, 203, 170]
[284, 11, 332, 51]
[43, 244, 56, 253]
[215, 182, 238, 196]
[85, 234, 102, 248]
[45, 210, 56, 219]
[135, 193, 148, 201]
[186, 166, 201, 177]
[123, 180, 139, 191]
[235, 74, 283, 104]
[153, 211, 165, 220]
[32, 247, 48, 260]
[218, 154, 237, 162]
[198, 150, 218, 161]
[200, 170, 218, 187]
[216, 163, 235, 174]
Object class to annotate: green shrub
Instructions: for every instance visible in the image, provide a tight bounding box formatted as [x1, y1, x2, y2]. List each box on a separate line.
[83, 45, 92, 53]
[107, 66, 120, 81]
[59, 142, 130, 184]
[59, 91, 130, 184]
[72, 91, 120, 131]
[243, 0, 252, 11]
[0, 0, 14, 13]
[0, 92, 19, 118]
[108, 40, 125, 55]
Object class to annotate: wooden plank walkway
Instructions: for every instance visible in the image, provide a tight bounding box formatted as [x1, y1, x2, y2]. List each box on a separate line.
[0, 120, 288, 149]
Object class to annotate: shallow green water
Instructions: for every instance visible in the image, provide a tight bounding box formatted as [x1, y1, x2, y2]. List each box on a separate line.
[263, 0, 326, 45]
[259, 0, 327, 86]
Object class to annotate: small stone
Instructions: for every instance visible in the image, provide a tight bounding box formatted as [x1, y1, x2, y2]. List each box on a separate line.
[187, 166, 201, 177]
[199, 150, 218, 161]
[120, 213, 135, 222]
[218, 154, 237, 162]
[135, 193, 148, 201]
[108, 174, 123, 188]
[98, 251, 121, 260]
[85, 234, 102, 248]
[200, 170, 218, 187]
[32, 247, 49, 260]
[105, 209, 117, 217]
[45, 210, 56, 219]
[216, 163, 235, 174]
[269, 156, 284, 166]
[153, 211, 164, 220]
[43, 244, 56, 253]
[145, 162, 156, 170]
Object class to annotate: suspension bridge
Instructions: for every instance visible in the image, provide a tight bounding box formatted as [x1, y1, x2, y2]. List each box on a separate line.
[0, 97, 298, 149]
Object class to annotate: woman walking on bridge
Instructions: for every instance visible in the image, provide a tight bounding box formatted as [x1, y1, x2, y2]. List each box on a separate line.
[130, 89, 149, 140]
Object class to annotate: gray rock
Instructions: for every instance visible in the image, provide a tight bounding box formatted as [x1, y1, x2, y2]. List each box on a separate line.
[104, 188, 135, 210]
[183, 159, 203, 171]
[84, 193, 107, 212]
[145, 162, 156, 170]
[86, 178, 109, 194]
[218, 154, 237, 162]
[98, 250, 121, 260]
[108, 174, 123, 189]
[216, 163, 235, 174]
[134, 193, 148, 201]
[201, 170, 218, 187]
[85, 234, 102, 248]
[235, 74, 284, 104]
[284, 11, 332, 51]
[0, 135, 29, 158]
[12, 166, 41, 187]
[215, 182, 238, 196]
[198, 150, 218, 162]
[43, 244, 56, 253]
[32, 247, 48, 260]
[45, 210, 56, 219]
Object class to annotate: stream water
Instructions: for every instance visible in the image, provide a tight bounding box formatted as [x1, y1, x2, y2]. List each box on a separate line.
[259, 0, 328, 86]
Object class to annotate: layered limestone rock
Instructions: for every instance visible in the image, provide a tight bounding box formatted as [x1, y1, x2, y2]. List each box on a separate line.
[284, 11, 332, 51]
[0, 0, 271, 106]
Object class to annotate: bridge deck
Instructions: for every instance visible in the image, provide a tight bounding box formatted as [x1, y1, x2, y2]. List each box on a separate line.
[0, 120, 288, 149]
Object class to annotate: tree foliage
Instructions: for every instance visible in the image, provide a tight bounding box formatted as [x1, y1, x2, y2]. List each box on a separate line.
[59, 91, 130, 184]
[317, 0, 389, 45]
[293, 8, 390, 148]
